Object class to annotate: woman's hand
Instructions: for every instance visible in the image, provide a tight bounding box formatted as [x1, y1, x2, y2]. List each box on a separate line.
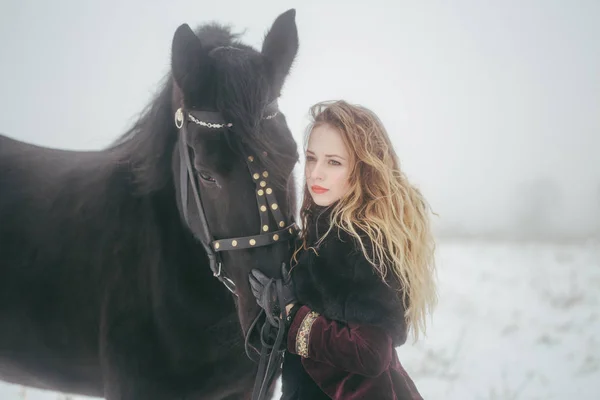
[249, 263, 297, 318]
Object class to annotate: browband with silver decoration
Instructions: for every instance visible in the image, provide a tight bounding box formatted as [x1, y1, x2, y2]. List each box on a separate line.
[175, 99, 279, 130]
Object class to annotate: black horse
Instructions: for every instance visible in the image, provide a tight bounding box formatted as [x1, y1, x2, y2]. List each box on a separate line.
[0, 9, 300, 400]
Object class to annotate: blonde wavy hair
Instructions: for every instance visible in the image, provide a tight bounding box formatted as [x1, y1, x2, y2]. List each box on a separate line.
[293, 100, 438, 342]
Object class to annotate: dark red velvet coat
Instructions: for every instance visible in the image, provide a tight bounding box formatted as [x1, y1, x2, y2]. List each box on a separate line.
[281, 206, 423, 400]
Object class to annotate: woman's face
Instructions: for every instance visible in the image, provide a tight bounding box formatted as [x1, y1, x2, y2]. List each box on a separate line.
[304, 124, 352, 206]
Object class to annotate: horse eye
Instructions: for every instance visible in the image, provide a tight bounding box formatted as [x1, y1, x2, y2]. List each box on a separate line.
[198, 170, 216, 183]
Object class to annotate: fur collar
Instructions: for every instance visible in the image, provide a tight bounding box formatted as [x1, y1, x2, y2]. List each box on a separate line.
[291, 205, 408, 346]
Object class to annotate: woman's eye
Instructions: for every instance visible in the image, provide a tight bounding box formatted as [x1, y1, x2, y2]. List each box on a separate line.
[198, 170, 216, 183]
[329, 160, 341, 166]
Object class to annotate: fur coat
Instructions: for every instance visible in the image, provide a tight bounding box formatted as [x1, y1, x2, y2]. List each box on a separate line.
[280, 205, 422, 400]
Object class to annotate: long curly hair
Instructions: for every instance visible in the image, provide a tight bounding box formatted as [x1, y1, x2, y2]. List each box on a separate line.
[293, 100, 438, 341]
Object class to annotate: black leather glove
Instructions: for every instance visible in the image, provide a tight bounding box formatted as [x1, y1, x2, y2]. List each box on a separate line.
[249, 263, 296, 319]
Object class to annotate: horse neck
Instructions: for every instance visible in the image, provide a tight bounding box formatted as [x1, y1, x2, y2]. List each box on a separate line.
[145, 184, 238, 316]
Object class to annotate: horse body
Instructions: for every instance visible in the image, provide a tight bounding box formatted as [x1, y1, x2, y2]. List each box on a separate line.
[0, 138, 115, 392]
[0, 9, 299, 400]
[0, 132, 250, 399]
[0, 136, 103, 395]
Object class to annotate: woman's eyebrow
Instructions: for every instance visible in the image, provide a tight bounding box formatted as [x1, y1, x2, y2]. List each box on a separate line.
[306, 149, 345, 160]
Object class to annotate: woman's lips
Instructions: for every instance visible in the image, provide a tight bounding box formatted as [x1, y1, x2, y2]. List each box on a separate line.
[311, 185, 328, 194]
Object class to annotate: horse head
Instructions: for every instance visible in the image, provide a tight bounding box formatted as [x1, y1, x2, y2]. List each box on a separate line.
[170, 9, 300, 334]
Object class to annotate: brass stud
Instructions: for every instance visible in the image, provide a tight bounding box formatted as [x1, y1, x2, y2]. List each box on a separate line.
[271, 204, 278, 210]
[248, 156, 254, 162]
[273, 234, 279, 241]
[231, 240, 238, 247]
[289, 228, 293, 234]
[262, 171, 269, 178]
[260, 205, 267, 212]
[260, 181, 266, 187]
[215, 242, 220, 249]
[279, 221, 285, 227]
[266, 188, 273, 195]
[263, 225, 269, 232]
[253, 173, 260, 180]
[250, 239, 256, 246]
[257, 189, 264, 196]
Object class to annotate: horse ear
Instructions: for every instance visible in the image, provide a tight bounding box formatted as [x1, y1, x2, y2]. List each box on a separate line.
[261, 9, 299, 95]
[171, 23, 208, 98]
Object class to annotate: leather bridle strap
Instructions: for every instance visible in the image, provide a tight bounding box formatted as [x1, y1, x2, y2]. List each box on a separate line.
[178, 122, 236, 292]
[246, 278, 289, 400]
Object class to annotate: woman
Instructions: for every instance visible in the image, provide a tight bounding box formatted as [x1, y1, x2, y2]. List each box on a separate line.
[249, 100, 437, 399]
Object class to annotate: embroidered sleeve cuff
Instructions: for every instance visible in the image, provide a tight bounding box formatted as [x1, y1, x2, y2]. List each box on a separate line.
[286, 305, 319, 357]
[295, 310, 319, 357]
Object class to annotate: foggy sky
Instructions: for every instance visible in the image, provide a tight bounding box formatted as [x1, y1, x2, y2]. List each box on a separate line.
[1, 0, 598, 240]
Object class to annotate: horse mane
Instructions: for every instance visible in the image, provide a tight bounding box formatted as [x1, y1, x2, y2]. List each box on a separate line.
[194, 23, 245, 48]
[107, 74, 177, 195]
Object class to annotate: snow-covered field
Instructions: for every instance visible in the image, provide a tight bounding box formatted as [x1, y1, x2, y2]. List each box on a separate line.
[2, 239, 599, 399]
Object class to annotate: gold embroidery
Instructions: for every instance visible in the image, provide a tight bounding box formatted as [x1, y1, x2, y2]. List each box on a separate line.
[295, 311, 319, 358]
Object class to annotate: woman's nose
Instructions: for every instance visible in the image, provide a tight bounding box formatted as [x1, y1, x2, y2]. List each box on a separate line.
[309, 161, 325, 181]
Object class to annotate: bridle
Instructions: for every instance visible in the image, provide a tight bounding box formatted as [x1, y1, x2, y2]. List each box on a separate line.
[175, 99, 298, 295]
[175, 99, 298, 400]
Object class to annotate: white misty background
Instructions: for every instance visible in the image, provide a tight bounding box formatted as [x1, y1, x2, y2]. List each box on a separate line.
[0, 0, 598, 399]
